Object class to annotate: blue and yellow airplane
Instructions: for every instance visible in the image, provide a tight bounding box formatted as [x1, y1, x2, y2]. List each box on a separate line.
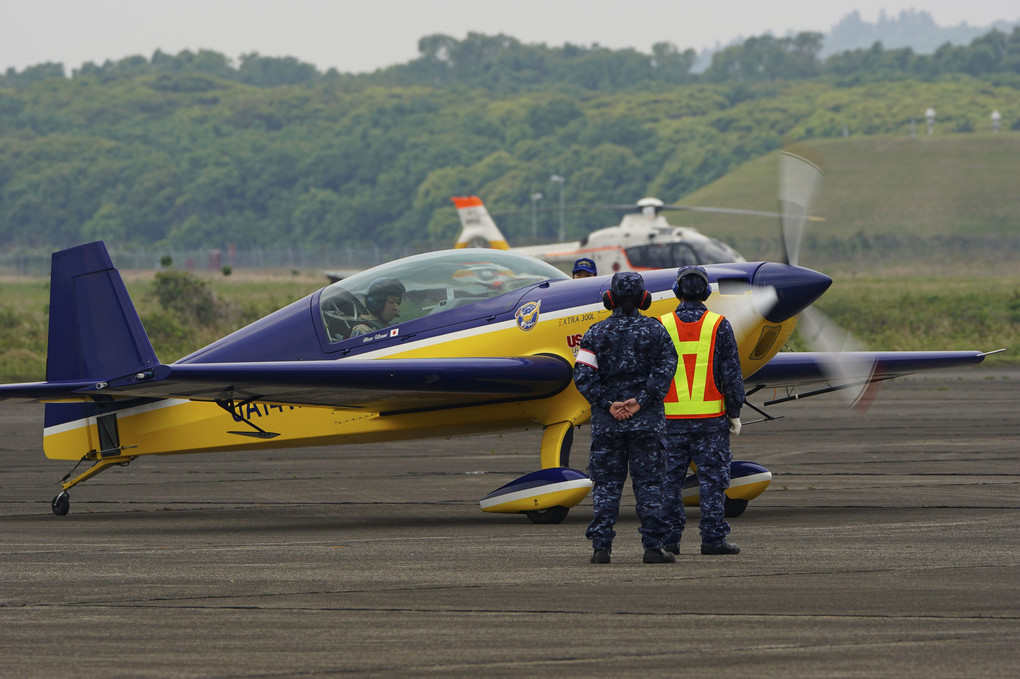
[0, 239, 987, 521]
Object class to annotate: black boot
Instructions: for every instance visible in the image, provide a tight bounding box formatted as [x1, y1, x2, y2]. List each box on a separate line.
[590, 548, 611, 564]
[643, 548, 676, 564]
[701, 540, 740, 555]
[663, 542, 680, 555]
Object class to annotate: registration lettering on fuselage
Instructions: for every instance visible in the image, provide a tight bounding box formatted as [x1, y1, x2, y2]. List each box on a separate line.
[238, 403, 297, 419]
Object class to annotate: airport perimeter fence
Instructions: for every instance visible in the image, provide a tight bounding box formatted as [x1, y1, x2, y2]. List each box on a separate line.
[0, 246, 421, 277]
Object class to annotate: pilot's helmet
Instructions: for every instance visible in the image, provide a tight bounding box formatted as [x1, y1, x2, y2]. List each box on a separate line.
[673, 265, 710, 301]
[366, 277, 406, 315]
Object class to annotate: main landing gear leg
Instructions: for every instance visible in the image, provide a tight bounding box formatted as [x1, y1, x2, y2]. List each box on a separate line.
[51, 456, 136, 516]
[539, 420, 574, 469]
[525, 421, 576, 525]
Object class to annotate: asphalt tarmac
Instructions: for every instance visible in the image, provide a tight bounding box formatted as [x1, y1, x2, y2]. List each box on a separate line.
[1, 368, 1016, 678]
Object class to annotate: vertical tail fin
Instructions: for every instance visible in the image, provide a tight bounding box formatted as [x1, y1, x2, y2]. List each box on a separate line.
[46, 241, 158, 382]
[43, 242, 160, 458]
[451, 196, 511, 250]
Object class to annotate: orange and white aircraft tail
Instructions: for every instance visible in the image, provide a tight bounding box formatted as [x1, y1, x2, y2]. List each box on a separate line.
[452, 196, 510, 250]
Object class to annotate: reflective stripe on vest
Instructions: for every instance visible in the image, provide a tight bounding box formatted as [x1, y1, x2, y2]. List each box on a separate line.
[660, 310, 726, 418]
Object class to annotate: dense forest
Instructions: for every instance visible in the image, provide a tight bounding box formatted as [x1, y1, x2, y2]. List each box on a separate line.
[1, 27, 1019, 252]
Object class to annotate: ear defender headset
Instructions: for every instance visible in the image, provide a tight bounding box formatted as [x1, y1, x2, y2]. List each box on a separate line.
[365, 277, 406, 316]
[602, 272, 651, 310]
[672, 266, 711, 302]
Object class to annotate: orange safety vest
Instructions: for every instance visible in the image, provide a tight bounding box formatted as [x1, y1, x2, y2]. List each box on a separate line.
[660, 310, 726, 418]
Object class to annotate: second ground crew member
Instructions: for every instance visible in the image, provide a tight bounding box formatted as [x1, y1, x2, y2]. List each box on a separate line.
[572, 258, 597, 278]
[659, 266, 745, 555]
[573, 272, 678, 564]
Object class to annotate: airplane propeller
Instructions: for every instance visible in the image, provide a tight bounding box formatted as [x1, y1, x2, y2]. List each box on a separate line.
[773, 147, 880, 412]
[778, 147, 825, 267]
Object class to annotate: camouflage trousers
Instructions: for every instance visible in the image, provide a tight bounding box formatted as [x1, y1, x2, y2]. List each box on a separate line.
[662, 428, 732, 544]
[586, 431, 669, 551]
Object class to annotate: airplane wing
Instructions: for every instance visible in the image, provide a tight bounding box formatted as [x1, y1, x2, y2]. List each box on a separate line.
[0, 356, 574, 413]
[745, 350, 988, 409]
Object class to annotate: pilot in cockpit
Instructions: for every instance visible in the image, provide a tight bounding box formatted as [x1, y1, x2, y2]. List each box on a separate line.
[350, 277, 405, 337]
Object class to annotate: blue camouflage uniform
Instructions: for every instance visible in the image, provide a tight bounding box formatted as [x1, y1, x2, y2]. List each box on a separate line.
[573, 307, 678, 552]
[662, 299, 745, 546]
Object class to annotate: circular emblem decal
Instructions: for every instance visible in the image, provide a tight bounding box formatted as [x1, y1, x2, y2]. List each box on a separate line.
[515, 300, 541, 331]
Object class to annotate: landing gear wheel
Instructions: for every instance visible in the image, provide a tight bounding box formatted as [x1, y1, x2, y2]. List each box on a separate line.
[724, 498, 748, 518]
[526, 505, 569, 524]
[51, 491, 70, 516]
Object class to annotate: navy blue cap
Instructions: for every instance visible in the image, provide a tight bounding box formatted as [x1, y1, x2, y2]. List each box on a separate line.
[611, 271, 645, 298]
[673, 265, 710, 301]
[572, 258, 597, 275]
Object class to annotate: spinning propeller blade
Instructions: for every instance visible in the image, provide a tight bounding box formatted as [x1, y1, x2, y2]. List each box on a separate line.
[778, 148, 824, 266]
[775, 148, 880, 412]
[797, 307, 881, 412]
[724, 283, 779, 345]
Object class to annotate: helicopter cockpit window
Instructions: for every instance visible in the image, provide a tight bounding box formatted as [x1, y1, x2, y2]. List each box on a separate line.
[318, 249, 568, 343]
[692, 239, 745, 264]
[625, 240, 742, 269]
[626, 243, 699, 268]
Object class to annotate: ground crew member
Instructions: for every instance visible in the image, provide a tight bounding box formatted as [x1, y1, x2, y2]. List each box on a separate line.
[573, 272, 678, 564]
[659, 266, 745, 555]
[572, 258, 597, 278]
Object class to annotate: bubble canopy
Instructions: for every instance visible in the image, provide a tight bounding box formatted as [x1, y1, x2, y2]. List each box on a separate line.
[318, 249, 569, 343]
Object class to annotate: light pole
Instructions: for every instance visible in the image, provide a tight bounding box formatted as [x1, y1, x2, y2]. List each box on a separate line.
[549, 175, 565, 241]
[530, 192, 543, 241]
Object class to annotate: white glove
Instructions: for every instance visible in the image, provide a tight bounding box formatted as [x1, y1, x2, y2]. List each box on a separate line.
[728, 417, 742, 436]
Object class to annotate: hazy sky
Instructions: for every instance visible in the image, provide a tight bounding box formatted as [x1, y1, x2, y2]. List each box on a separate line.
[2, 1, 1018, 75]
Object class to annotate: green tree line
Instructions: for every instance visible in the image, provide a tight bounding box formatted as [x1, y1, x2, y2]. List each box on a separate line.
[1, 29, 1018, 252]
[5, 28, 1020, 91]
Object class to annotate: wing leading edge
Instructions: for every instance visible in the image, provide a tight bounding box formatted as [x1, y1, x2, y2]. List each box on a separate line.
[0, 356, 574, 413]
[747, 350, 987, 390]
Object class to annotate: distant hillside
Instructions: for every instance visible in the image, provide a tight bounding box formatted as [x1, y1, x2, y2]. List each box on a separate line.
[679, 135, 1020, 275]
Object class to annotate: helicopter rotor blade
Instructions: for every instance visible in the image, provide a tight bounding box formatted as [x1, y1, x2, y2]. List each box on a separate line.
[659, 204, 825, 221]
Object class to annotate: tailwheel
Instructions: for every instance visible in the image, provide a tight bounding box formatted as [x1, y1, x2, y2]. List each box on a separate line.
[51, 491, 70, 516]
[724, 498, 748, 518]
[526, 505, 569, 524]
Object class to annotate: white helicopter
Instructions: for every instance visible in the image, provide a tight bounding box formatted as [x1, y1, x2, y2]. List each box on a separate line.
[452, 194, 826, 276]
[452, 156, 827, 275]
[452, 196, 747, 275]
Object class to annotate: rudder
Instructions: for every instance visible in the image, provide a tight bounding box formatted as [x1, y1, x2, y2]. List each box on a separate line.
[451, 196, 511, 250]
[46, 241, 158, 382]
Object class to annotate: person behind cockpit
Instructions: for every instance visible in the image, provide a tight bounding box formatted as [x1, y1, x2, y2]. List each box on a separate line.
[572, 258, 597, 278]
[350, 277, 405, 337]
